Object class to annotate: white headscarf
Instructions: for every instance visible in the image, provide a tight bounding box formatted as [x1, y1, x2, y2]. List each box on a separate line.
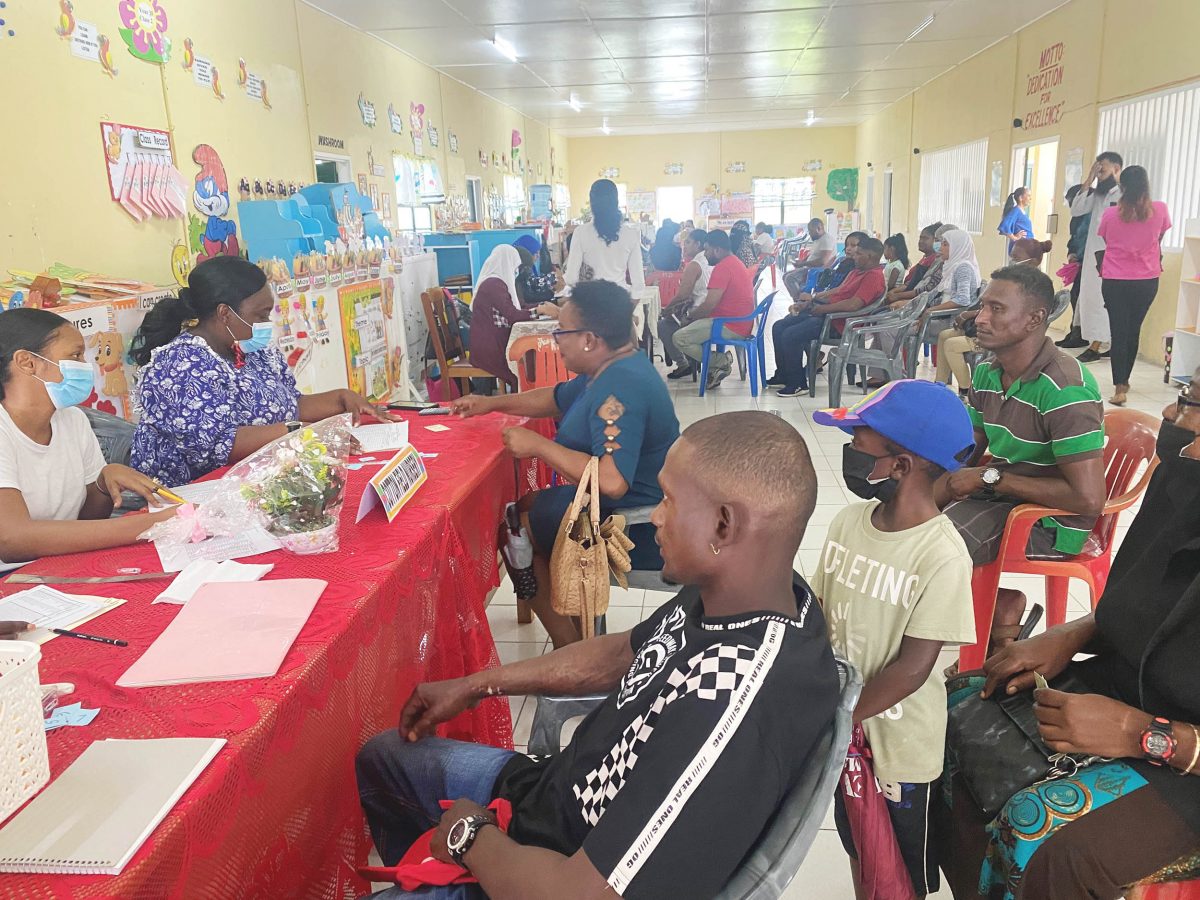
[936, 229, 980, 295]
[477, 244, 522, 304]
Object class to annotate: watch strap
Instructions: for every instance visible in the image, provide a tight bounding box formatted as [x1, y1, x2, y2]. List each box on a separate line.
[1142, 716, 1177, 765]
[448, 813, 495, 865]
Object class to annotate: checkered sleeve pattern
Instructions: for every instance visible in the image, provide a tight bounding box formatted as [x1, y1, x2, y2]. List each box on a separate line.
[573, 644, 759, 826]
[492, 308, 510, 328]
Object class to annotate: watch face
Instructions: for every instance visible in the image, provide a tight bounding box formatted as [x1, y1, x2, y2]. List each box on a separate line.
[981, 468, 1002, 485]
[1145, 731, 1171, 758]
[448, 820, 469, 851]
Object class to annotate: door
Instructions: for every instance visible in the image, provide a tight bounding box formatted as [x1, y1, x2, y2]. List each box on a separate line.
[314, 154, 350, 184]
[1010, 138, 1059, 253]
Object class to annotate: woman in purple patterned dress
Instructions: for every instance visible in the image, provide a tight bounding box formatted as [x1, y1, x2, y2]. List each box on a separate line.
[130, 257, 388, 487]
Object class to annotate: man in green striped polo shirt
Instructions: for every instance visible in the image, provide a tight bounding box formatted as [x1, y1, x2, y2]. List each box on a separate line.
[934, 264, 1106, 648]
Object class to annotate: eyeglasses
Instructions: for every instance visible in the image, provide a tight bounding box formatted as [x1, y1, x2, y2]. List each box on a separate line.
[1177, 389, 1200, 411]
[551, 329, 585, 342]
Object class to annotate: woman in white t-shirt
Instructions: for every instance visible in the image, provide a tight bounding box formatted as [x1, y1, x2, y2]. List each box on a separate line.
[0, 309, 175, 572]
[562, 179, 646, 301]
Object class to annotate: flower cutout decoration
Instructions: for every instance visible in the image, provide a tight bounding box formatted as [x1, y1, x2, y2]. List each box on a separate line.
[118, 0, 171, 64]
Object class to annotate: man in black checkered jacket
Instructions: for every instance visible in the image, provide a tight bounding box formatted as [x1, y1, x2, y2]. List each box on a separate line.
[356, 411, 840, 899]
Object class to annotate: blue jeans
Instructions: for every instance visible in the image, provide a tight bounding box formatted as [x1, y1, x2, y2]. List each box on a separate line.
[356, 734, 517, 899]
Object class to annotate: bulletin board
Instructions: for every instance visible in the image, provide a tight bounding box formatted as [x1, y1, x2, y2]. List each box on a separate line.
[338, 280, 393, 403]
[627, 191, 657, 217]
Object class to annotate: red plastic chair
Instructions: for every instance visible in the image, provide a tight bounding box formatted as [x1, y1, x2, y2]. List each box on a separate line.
[958, 409, 1160, 670]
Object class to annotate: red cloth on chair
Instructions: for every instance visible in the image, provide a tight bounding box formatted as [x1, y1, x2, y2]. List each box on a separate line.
[359, 799, 514, 891]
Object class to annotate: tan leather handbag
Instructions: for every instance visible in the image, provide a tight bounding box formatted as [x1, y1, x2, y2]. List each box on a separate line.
[550, 457, 634, 639]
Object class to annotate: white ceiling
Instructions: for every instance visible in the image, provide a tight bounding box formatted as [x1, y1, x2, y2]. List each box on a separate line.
[305, 0, 1069, 136]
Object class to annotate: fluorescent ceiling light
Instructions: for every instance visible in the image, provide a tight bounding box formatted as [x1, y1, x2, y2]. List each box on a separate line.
[805, 109, 816, 126]
[601, 118, 611, 135]
[569, 94, 582, 112]
[905, 14, 935, 41]
[493, 36, 518, 61]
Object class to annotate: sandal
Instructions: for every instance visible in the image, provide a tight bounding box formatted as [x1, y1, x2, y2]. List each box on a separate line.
[1110, 384, 1129, 407]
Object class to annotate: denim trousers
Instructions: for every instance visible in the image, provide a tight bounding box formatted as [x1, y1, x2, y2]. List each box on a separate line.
[356, 734, 517, 899]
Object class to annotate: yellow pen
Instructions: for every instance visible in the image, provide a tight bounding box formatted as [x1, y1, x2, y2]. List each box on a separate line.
[153, 486, 187, 505]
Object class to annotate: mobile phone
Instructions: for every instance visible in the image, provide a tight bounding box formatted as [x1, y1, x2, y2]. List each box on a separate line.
[419, 406, 452, 416]
[387, 401, 438, 411]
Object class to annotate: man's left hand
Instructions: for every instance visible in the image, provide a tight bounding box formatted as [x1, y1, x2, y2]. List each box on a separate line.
[1034, 689, 1146, 758]
[431, 799, 495, 865]
[502, 426, 545, 459]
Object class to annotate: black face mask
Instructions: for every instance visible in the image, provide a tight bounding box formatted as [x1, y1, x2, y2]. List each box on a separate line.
[1097, 175, 1118, 194]
[1156, 420, 1197, 462]
[842, 444, 898, 502]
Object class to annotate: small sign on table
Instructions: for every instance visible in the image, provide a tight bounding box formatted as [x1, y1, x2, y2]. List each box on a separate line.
[356, 444, 427, 523]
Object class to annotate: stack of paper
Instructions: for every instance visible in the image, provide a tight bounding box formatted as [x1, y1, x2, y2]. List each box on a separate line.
[117, 579, 326, 687]
[0, 587, 125, 644]
[352, 421, 410, 453]
[153, 525, 281, 573]
[154, 559, 274, 605]
[0, 738, 225, 874]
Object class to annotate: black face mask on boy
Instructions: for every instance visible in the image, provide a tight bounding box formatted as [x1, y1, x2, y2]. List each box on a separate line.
[841, 444, 899, 502]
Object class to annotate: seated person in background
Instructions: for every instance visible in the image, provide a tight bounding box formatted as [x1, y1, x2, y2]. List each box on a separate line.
[886, 223, 941, 305]
[468, 245, 560, 391]
[648, 219, 682, 273]
[752, 222, 776, 259]
[670, 230, 756, 391]
[356, 411, 839, 900]
[919, 228, 981, 319]
[767, 236, 887, 397]
[882, 234, 910, 292]
[935, 265, 1105, 656]
[939, 369, 1200, 900]
[812, 379, 975, 899]
[0, 308, 176, 569]
[130, 256, 390, 487]
[658, 229, 711, 379]
[783, 218, 839, 299]
[887, 223, 955, 310]
[451, 281, 678, 649]
[731, 220, 758, 268]
[514, 245, 561, 308]
[936, 238, 1051, 395]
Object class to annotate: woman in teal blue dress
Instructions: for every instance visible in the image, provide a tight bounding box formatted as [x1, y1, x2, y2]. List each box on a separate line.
[452, 280, 679, 647]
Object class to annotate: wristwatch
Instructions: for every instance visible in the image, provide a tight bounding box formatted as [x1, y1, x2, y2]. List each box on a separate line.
[1141, 717, 1178, 766]
[446, 813, 495, 866]
[980, 467, 1003, 496]
[284, 420, 303, 433]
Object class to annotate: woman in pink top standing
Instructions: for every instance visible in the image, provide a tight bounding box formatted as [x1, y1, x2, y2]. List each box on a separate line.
[1097, 165, 1171, 406]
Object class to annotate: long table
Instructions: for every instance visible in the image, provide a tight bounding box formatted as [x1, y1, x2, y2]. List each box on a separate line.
[0, 412, 522, 900]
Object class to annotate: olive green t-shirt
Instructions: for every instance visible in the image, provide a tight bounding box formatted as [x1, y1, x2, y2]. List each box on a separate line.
[812, 501, 974, 784]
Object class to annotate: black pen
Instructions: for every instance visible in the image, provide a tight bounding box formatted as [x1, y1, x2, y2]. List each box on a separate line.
[51, 628, 128, 647]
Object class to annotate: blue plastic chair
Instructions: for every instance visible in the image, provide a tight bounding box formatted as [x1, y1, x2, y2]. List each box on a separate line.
[699, 292, 777, 398]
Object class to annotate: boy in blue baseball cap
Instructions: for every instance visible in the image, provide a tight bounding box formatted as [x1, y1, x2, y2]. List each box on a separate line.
[810, 379, 976, 898]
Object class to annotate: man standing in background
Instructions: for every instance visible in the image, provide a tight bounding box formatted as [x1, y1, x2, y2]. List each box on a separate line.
[1070, 151, 1123, 363]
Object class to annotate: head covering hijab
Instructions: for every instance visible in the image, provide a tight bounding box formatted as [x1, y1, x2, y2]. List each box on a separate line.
[478, 244, 522, 305]
[513, 234, 541, 257]
[937, 229, 980, 295]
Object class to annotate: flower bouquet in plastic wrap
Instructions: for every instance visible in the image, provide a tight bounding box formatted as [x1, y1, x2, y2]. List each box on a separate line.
[232, 414, 353, 555]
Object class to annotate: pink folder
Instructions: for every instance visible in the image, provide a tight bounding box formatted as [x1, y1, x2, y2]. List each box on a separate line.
[116, 579, 326, 687]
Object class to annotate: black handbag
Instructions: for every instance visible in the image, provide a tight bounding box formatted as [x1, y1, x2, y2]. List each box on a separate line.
[945, 670, 1104, 819]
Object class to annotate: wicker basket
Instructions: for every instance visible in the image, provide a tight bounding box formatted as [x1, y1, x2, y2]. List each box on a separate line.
[0, 642, 50, 824]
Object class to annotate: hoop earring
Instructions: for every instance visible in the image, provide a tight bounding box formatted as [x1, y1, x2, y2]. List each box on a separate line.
[710, 543, 720, 556]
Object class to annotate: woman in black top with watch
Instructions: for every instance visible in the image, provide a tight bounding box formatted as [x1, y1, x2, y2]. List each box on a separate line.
[938, 371, 1200, 899]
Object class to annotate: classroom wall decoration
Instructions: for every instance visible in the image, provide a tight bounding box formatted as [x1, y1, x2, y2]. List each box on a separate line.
[427, 126, 439, 148]
[448, 132, 458, 154]
[358, 92, 376, 127]
[101, 122, 186, 221]
[338, 281, 392, 403]
[189, 144, 239, 263]
[55, 5, 111, 75]
[664, 162, 683, 175]
[511, 129, 522, 168]
[117, 0, 170, 64]
[387, 103, 403, 134]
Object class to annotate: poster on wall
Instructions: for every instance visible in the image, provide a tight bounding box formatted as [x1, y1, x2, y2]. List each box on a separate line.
[118, 0, 171, 65]
[720, 193, 753, 216]
[627, 191, 656, 218]
[1064, 147, 1084, 191]
[696, 194, 720, 218]
[339, 281, 392, 403]
[989, 160, 1004, 207]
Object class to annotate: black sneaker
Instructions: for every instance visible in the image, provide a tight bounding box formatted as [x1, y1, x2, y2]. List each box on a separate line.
[1076, 348, 1103, 363]
[706, 366, 732, 390]
[766, 373, 786, 387]
[777, 385, 806, 397]
[1055, 327, 1087, 349]
[667, 364, 695, 380]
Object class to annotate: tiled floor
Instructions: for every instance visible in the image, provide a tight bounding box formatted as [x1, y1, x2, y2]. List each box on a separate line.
[485, 294, 1174, 899]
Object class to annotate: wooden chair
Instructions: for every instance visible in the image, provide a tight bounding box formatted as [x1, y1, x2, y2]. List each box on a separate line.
[420, 288, 506, 398]
[958, 409, 1160, 670]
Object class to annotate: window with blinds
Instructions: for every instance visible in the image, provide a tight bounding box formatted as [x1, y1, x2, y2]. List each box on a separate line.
[752, 177, 815, 227]
[1098, 80, 1200, 251]
[917, 138, 988, 234]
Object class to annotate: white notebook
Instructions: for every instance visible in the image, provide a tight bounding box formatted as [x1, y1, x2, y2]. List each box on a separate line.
[0, 737, 225, 875]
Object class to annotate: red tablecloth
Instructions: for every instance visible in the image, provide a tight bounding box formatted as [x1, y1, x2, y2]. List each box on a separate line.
[648, 269, 683, 306]
[1, 413, 524, 900]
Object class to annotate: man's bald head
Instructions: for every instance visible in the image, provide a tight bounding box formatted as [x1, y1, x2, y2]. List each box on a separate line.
[680, 412, 817, 532]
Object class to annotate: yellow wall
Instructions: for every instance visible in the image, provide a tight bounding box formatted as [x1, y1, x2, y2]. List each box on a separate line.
[855, 0, 1200, 360]
[567, 127, 858, 223]
[0, 0, 566, 286]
